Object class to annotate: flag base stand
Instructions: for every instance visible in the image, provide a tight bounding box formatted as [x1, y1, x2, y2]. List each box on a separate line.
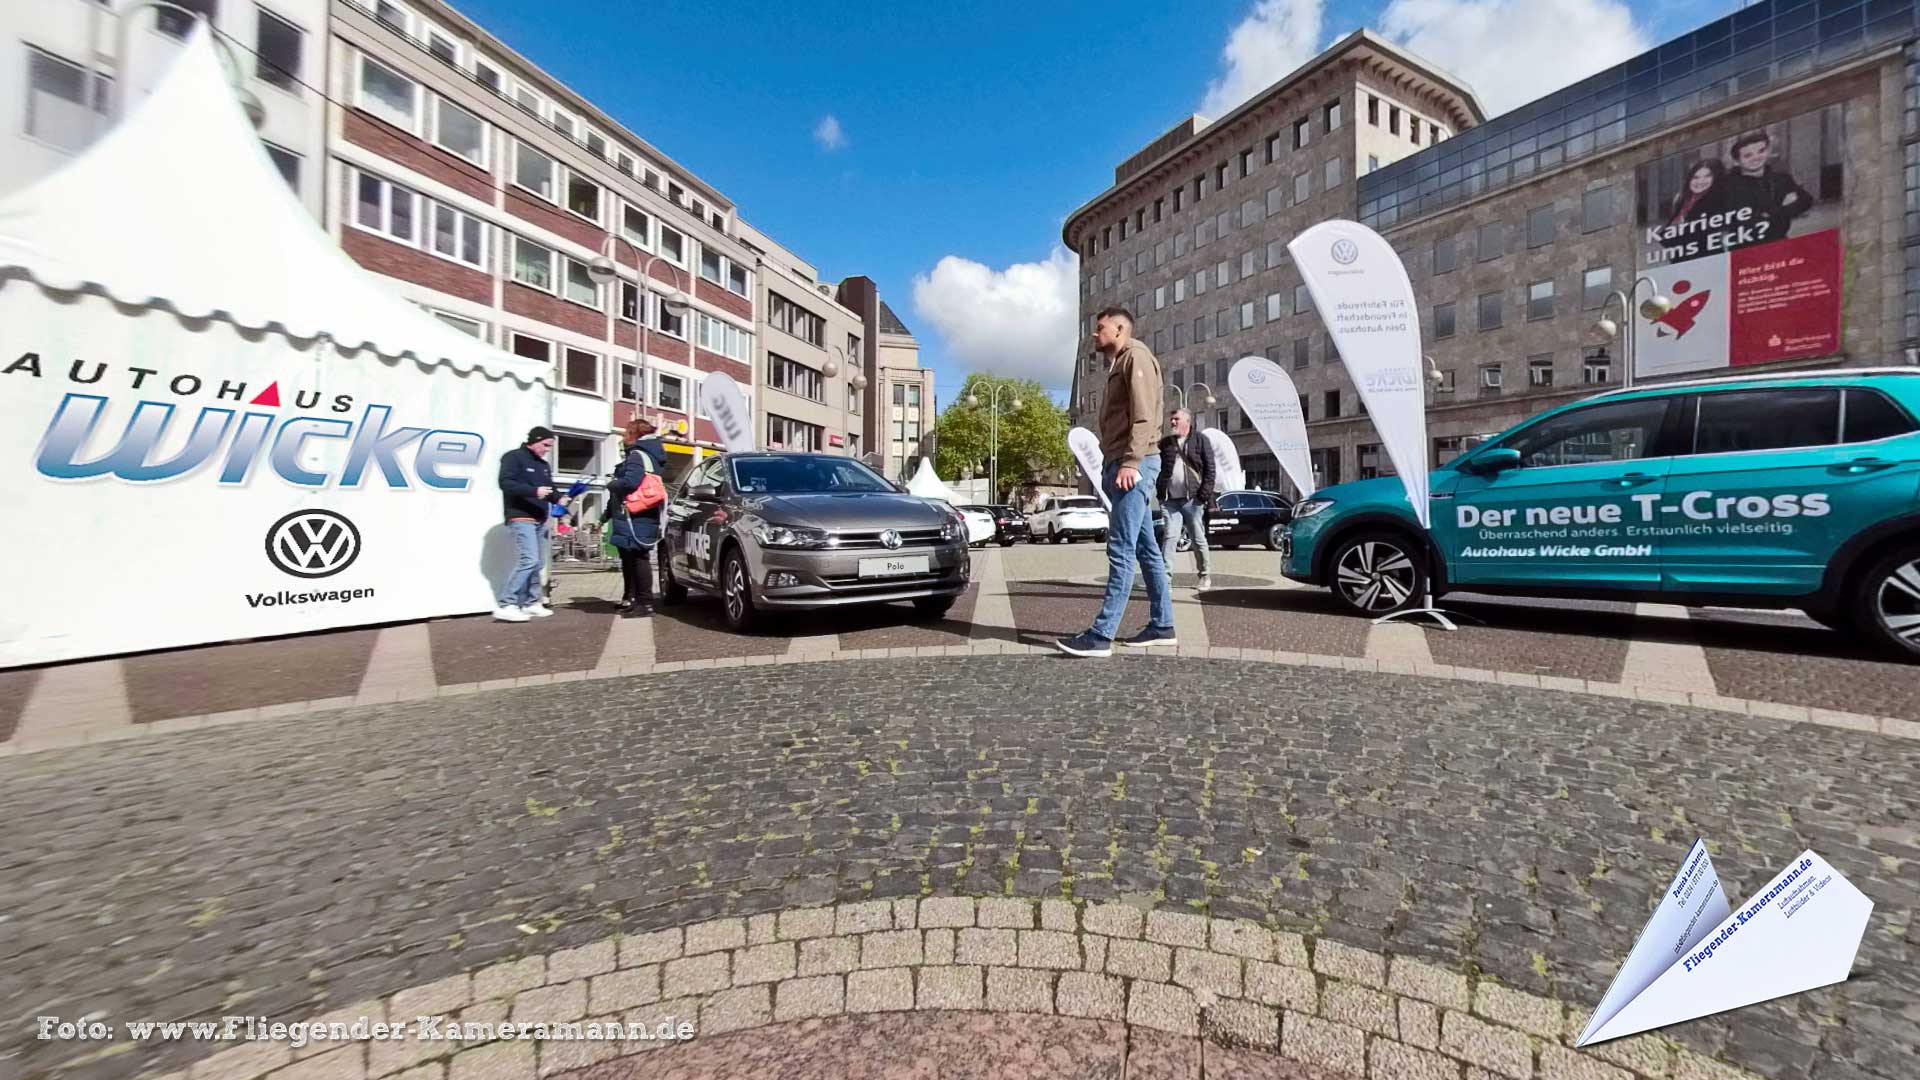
[1371, 604, 1463, 631]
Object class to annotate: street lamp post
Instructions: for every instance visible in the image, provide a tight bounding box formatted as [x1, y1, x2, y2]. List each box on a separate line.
[111, 2, 264, 128]
[1589, 277, 1675, 390]
[829, 345, 869, 457]
[965, 383, 1023, 504]
[589, 241, 689, 433]
[1165, 382, 1217, 425]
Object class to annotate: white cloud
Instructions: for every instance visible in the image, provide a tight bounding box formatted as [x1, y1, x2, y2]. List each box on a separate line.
[813, 114, 847, 151]
[912, 247, 1081, 390]
[1378, 0, 1651, 115]
[1199, 0, 1327, 118]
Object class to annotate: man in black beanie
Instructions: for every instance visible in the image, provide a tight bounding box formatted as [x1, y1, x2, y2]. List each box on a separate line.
[495, 426, 560, 622]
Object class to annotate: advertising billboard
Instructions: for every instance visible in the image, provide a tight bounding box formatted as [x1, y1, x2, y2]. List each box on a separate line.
[1631, 105, 1847, 377]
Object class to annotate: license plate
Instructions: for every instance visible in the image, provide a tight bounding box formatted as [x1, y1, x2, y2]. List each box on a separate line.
[859, 556, 930, 578]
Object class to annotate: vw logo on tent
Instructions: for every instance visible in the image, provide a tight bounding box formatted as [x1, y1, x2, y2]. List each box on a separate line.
[1331, 238, 1360, 265]
[266, 510, 362, 579]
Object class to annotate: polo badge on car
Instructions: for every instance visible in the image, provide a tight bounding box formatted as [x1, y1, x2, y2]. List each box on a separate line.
[880, 529, 903, 550]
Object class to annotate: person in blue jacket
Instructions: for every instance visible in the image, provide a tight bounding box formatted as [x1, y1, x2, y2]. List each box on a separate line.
[495, 426, 567, 622]
[607, 418, 668, 616]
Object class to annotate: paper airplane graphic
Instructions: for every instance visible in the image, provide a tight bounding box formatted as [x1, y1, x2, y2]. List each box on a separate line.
[1577, 839, 1873, 1046]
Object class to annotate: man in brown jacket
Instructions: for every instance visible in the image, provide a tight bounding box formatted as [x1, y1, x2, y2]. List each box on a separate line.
[1057, 308, 1177, 657]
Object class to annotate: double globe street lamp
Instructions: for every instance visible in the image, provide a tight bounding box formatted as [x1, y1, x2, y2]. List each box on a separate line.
[965, 384, 1022, 504]
[828, 345, 869, 457]
[1588, 276, 1675, 390]
[1165, 381, 1217, 423]
[589, 242, 690, 431]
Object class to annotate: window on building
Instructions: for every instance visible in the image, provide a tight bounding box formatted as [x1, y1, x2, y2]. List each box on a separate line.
[1582, 346, 1612, 384]
[1582, 187, 1613, 232]
[1324, 389, 1341, 418]
[1265, 185, 1284, 216]
[24, 47, 109, 153]
[1324, 157, 1343, 189]
[356, 54, 418, 132]
[1216, 209, 1231, 237]
[424, 26, 459, 66]
[1367, 95, 1380, 125]
[435, 311, 486, 339]
[563, 258, 599, 308]
[513, 141, 556, 200]
[561, 347, 600, 394]
[549, 107, 576, 140]
[264, 143, 300, 190]
[1194, 269, 1207, 297]
[1388, 106, 1401, 135]
[1476, 222, 1502, 262]
[565, 173, 601, 221]
[474, 61, 503, 93]
[1240, 197, 1262, 229]
[1265, 133, 1282, 163]
[1478, 291, 1503, 330]
[1293, 338, 1310, 370]
[1174, 277, 1188, 303]
[768, 293, 826, 347]
[1216, 358, 1231, 385]
[1366, 154, 1380, 174]
[1294, 171, 1310, 203]
[427, 201, 485, 267]
[255, 7, 303, 92]
[430, 97, 485, 164]
[767, 414, 825, 452]
[621, 204, 652, 249]
[696, 314, 753, 362]
[1434, 235, 1457, 274]
[1172, 186, 1185, 212]
[1527, 279, 1555, 321]
[1527, 205, 1555, 248]
[1239, 149, 1253, 177]
[1153, 197, 1164, 222]
[1216, 308, 1232, 337]
[1293, 117, 1310, 150]
[767, 354, 825, 402]
[1174, 229, 1190, 258]
[1324, 99, 1342, 131]
[1153, 329, 1166, 353]
[1411, 116, 1423, 144]
[616, 361, 639, 401]
[1194, 316, 1209, 344]
[1265, 292, 1283, 322]
[1528, 355, 1555, 388]
[510, 333, 550, 366]
[511, 235, 555, 291]
[1153, 285, 1166, 311]
[1294, 283, 1312, 316]
[1433, 301, 1456, 339]
[554, 434, 596, 474]
[1240, 301, 1255, 330]
[156, 0, 217, 38]
[1173, 323, 1188, 349]
[1324, 333, 1339, 364]
[657, 224, 686, 265]
[1582, 266, 1613, 310]
[1216, 260, 1231, 288]
[1266, 237, 1285, 268]
[1480, 363, 1504, 391]
[354, 169, 416, 241]
[1156, 240, 1168, 266]
[656, 372, 686, 411]
[1215, 160, 1230, 188]
[619, 281, 641, 322]
[1435, 368, 1456, 393]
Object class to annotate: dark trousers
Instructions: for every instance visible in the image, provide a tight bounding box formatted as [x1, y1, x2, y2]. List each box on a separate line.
[618, 546, 653, 604]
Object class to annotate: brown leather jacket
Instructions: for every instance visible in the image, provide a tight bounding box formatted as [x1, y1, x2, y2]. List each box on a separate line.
[1098, 339, 1163, 469]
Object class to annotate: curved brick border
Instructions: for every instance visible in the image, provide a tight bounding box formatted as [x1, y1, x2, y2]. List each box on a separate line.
[132, 899, 1761, 1080]
[5, 640, 1913, 759]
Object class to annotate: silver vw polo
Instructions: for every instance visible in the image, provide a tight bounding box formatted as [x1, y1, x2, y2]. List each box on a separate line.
[659, 452, 971, 631]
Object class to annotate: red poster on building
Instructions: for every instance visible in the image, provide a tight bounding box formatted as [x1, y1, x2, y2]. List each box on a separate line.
[1728, 229, 1842, 366]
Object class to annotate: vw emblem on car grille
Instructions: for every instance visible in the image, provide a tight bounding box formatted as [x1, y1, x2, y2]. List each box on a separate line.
[265, 510, 362, 579]
[880, 529, 903, 550]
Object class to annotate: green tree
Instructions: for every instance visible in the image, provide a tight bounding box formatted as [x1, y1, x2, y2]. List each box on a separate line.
[933, 374, 1071, 500]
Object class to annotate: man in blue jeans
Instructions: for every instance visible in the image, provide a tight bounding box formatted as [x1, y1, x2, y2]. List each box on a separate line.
[1057, 308, 1175, 657]
[495, 426, 563, 623]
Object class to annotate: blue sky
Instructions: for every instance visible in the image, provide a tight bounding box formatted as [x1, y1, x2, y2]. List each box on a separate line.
[450, 0, 1744, 406]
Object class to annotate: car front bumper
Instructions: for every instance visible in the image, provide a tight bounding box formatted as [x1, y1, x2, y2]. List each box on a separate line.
[748, 541, 971, 608]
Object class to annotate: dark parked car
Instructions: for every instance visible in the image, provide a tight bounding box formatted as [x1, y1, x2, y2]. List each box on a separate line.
[987, 504, 1030, 545]
[1154, 490, 1294, 552]
[660, 453, 970, 631]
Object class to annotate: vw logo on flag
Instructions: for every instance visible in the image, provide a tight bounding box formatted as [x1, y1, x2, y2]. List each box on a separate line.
[1331, 238, 1360, 265]
[265, 510, 362, 579]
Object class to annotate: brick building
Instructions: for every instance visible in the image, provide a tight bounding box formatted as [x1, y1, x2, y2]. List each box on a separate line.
[1066, 1, 1920, 494]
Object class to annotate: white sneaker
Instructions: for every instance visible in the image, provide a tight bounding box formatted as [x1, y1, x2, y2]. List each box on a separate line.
[522, 602, 554, 618]
[1197, 575, 1213, 591]
[493, 605, 530, 623]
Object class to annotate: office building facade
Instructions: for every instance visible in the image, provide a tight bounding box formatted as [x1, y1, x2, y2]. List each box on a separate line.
[1066, 2, 1920, 492]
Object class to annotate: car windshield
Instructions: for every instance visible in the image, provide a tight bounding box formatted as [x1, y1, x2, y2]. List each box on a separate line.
[729, 455, 894, 494]
[1057, 498, 1100, 510]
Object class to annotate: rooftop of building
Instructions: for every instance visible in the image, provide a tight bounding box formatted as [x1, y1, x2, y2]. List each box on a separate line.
[878, 300, 914, 338]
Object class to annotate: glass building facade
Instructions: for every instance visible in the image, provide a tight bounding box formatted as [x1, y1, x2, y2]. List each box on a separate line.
[1359, 0, 1918, 228]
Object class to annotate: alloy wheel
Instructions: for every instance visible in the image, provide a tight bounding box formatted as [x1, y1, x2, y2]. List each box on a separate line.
[1335, 540, 1417, 613]
[725, 558, 747, 623]
[1876, 556, 1920, 648]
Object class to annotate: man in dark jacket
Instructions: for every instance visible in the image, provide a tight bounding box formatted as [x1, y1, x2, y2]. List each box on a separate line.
[495, 426, 561, 622]
[1721, 130, 1811, 250]
[1156, 408, 1216, 590]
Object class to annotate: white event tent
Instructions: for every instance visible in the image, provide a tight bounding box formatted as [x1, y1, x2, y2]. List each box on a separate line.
[905, 457, 965, 503]
[0, 27, 551, 666]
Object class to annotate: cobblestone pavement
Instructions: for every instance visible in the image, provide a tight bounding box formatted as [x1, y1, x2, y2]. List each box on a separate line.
[2, 658, 1915, 1080]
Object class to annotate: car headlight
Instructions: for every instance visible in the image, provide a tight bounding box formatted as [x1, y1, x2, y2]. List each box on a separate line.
[1292, 498, 1335, 520]
[752, 523, 830, 548]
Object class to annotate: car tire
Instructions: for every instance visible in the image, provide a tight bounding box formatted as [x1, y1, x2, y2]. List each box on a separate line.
[1266, 523, 1287, 552]
[1852, 540, 1920, 662]
[719, 547, 760, 632]
[999, 539, 1014, 547]
[1219, 542, 1240, 551]
[912, 595, 957, 620]
[660, 554, 688, 606]
[1095, 530, 1108, 543]
[1327, 530, 1427, 617]
[1049, 527, 1062, 545]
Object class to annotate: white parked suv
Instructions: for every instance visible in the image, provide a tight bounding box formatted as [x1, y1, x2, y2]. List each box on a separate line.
[1031, 494, 1109, 544]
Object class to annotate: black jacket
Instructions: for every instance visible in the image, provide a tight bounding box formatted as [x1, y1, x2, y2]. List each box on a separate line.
[1722, 168, 1812, 247]
[499, 445, 555, 522]
[1156, 433, 1215, 504]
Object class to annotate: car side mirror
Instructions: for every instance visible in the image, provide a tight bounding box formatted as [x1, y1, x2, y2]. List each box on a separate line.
[1465, 448, 1522, 475]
